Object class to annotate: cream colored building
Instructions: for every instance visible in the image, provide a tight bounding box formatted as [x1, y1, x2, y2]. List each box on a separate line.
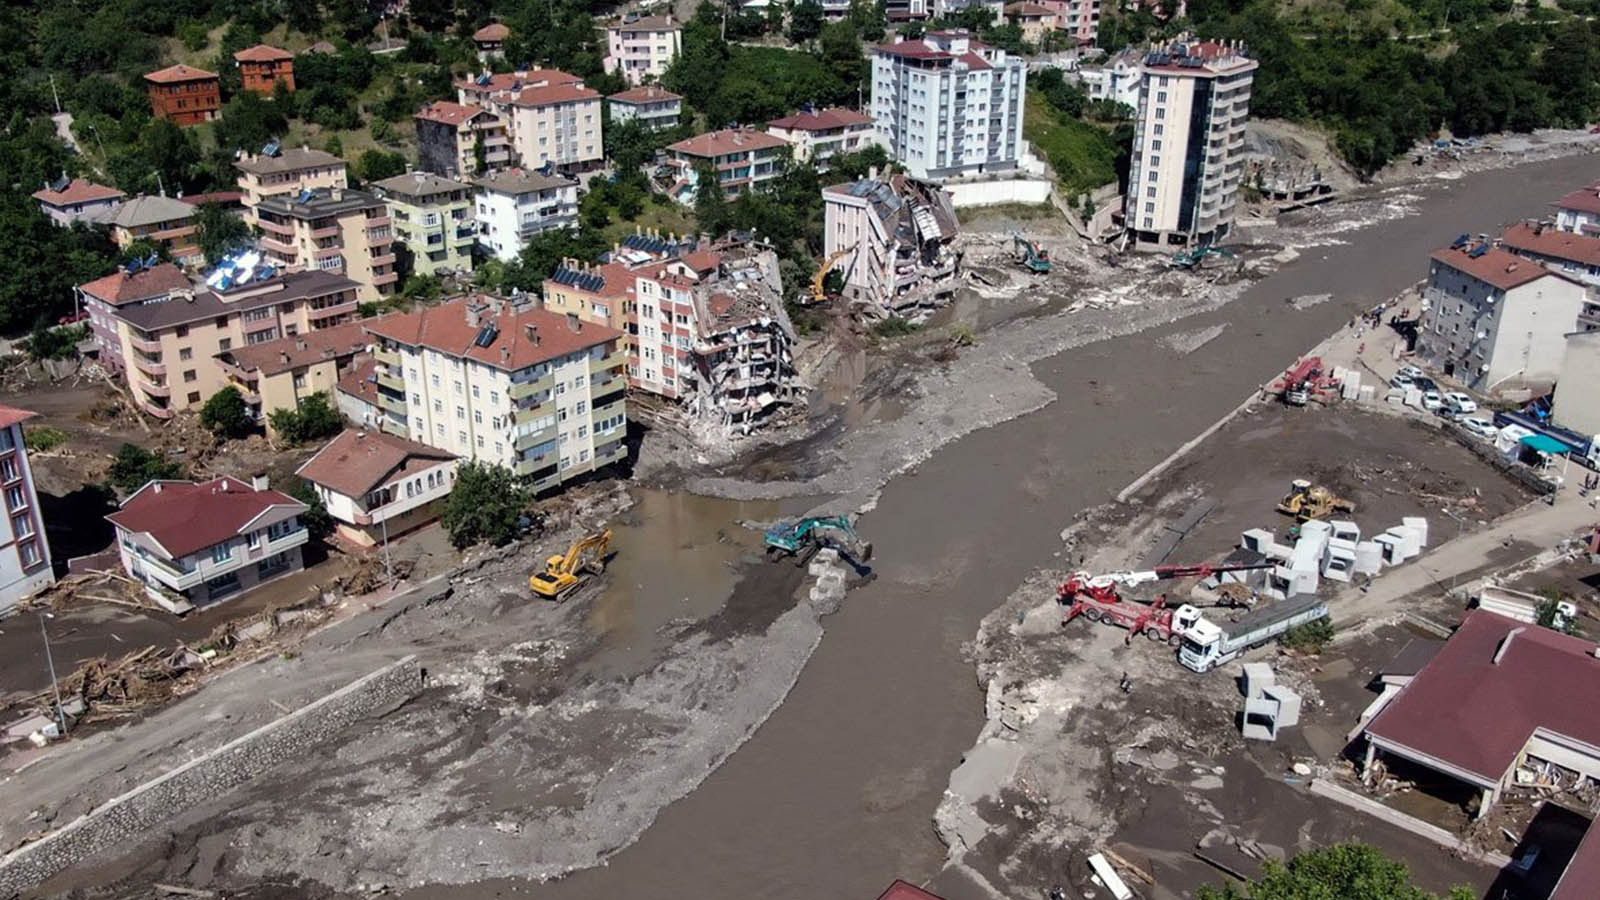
[364, 295, 628, 492]
[298, 428, 458, 546]
[603, 16, 682, 86]
[213, 320, 370, 434]
[371, 172, 477, 277]
[256, 187, 398, 302]
[1553, 330, 1600, 438]
[235, 147, 350, 225]
[1126, 36, 1257, 250]
[109, 270, 362, 420]
[502, 81, 605, 173]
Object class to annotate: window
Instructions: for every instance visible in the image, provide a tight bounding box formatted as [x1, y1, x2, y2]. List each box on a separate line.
[10, 513, 33, 540]
[436, 423, 445, 436]
[0, 458, 16, 482]
[267, 519, 297, 540]
[457, 430, 468, 444]
[218, 338, 231, 351]
[431, 375, 441, 389]
[211, 542, 231, 563]
[1146, 186, 1157, 198]
[490, 391, 499, 405]
[293, 373, 307, 389]
[433, 399, 443, 413]
[456, 405, 465, 420]
[175, 325, 189, 338]
[1145, 202, 1155, 213]
[19, 540, 39, 567]
[183, 369, 197, 383]
[559, 408, 568, 422]
[476, 435, 485, 448]
[414, 417, 424, 429]
[471, 385, 480, 399]
[179, 347, 193, 361]
[248, 529, 261, 549]
[556, 382, 566, 395]
[187, 392, 201, 404]
[6, 486, 23, 510]
[0, 430, 11, 452]
[454, 379, 463, 394]
[579, 449, 590, 462]
[578, 425, 588, 438]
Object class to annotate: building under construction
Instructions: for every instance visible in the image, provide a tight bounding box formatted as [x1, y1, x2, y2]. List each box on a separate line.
[822, 172, 961, 318]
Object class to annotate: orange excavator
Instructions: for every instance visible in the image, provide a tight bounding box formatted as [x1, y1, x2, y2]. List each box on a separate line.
[530, 529, 612, 600]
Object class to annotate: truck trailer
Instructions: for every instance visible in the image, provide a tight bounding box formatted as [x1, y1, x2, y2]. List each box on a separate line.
[1492, 410, 1600, 469]
[1178, 594, 1329, 672]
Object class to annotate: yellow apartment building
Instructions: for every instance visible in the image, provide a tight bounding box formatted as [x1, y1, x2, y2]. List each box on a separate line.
[235, 146, 350, 225]
[255, 187, 398, 302]
[213, 320, 371, 433]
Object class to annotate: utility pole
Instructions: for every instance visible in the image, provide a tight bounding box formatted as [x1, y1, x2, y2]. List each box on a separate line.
[381, 515, 394, 585]
[39, 613, 66, 737]
[49, 74, 61, 114]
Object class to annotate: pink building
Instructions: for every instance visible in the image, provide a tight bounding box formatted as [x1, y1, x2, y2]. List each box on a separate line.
[1036, 0, 1099, 46]
[76, 262, 194, 374]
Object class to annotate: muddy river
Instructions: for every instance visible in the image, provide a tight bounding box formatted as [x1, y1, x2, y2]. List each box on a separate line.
[415, 154, 1599, 900]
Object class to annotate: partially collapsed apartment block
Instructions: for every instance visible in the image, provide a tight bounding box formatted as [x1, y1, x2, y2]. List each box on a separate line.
[542, 231, 800, 434]
[822, 172, 961, 317]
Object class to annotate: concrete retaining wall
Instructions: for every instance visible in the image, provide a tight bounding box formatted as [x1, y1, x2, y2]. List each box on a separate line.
[1439, 422, 1558, 495]
[0, 655, 422, 895]
[946, 179, 1053, 208]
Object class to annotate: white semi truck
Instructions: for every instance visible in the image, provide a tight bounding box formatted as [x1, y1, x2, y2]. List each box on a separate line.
[1177, 594, 1330, 672]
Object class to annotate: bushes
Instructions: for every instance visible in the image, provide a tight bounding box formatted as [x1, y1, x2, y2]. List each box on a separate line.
[200, 386, 254, 438]
[1281, 615, 1334, 654]
[268, 393, 343, 445]
[108, 443, 183, 494]
[25, 427, 67, 452]
[442, 462, 530, 549]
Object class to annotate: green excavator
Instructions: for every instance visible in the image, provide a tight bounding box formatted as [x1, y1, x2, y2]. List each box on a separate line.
[1170, 244, 1238, 270]
[1014, 235, 1052, 274]
[764, 516, 873, 565]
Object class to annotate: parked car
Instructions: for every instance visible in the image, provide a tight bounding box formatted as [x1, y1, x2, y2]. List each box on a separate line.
[1443, 392, 1478, 416]
[1397, 365, 1425, 380]
[1460, 417, 1499, 439]
[1420, 391, 1444, 412]
[1412, 376, 1440, 393]
[1390, 374, 1415, 390]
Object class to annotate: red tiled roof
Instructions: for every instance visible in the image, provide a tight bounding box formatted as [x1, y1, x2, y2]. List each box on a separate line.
[1552, 816, 1600, 900]
[1554, 183, 1600, 216]
[608, 85, 682, 104]
[959, 51, 992, 70]
[144, 64, 218, 84]
[0, 405, 37, 431]
[875, 40, 955, 60]
[542, 261, 636, 299]
[1365, 610, 1600, 784]
[877, 881, 946, 900]
[768, 107, 874, 132]
[416, 100, 495, 126]
[297, 428, 456, 499]
[107, 476, 305, 559]
[32, 178, 125, 207]
[221, 321, 370, 376]
[78, 263, 193, 306]
[337, 357, 379, 404]
[364, 296, 622, 372]
[1430, 243, 1564, 291]
[456, 69, 583, 94]
[473, 22, 510, 41]
[682, 250, 722, 273]
[233, 43, 293, 62]
[178, 191, 245, 206]
[507, 82, 601, 107]
[668, 128, 790, 159]
[1501, 222, 1600, 268]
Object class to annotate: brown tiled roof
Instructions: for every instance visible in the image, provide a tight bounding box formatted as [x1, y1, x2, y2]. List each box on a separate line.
[608, 85, 682, 104]
[234, 43, 293, 62]
[768, 107, 874, 132]
[608, 15, 677, 31]
[1502, 222, 1600, 268]
[1365, 610, 1600, 784]
[32, 178, 125, 207]
[473, 22, 510, 41]
[0, 405, 37, 430]
[234, 147, 347, 176]
[1431, 243, 1567, 291]
[113, 270, 359, 332]
[472, 169, 576, 195]
[363, 295, 622, 372]
[415, 101, 495, 126]
[875, 40, 955, 60]
[107, 476, 305, 559]
[1005, 2, 1057, 15]
[455, 69, 583, 94]
[297, 428, 456, 499]
[667, 128, 789, 159]
[79, 263, 193, 306]
[1552, 817, 1600, 900]
[144, 64, 218, 84]
[877, 881, 945, 900]
[337, 357, 379, 403]
[178, 191, 245, 206]
[1554, 184, 1600, 216]
[506, 82, 601, 107]
[682, 250, 722, 274]
[220, 321, 370, 376]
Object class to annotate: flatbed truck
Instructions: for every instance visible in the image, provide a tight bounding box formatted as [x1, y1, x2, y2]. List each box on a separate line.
[1177, 594, 1329, 672]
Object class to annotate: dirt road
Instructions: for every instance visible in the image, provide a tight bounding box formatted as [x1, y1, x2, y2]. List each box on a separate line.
[414, 154, 1600, 900]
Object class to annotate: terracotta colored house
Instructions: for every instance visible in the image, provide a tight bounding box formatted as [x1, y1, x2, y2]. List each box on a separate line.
[234, 44, 295, 94]
[144, 64, 222, 126]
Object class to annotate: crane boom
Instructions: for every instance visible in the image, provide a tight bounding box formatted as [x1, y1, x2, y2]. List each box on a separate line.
[1057, 561, 1272, 606]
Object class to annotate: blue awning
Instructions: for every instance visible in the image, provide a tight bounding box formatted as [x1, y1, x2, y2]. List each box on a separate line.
[1520, 433, 1568, 455]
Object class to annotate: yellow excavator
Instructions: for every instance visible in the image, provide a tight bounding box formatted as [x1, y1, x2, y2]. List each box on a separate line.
[809, 245, 857, 305]
[530, 529, 613, 600]
[1275, 479, 1355, 521]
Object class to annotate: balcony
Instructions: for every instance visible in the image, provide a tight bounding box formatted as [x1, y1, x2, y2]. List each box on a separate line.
[599, 350, 628, 372]
[514, 424, 557, 452]
[130, 333, 161, 353]
[374, 345, 401, 366]
[138, 399, 175, 420]
[373, 271, 399, 287]
[138, 378, 171, 398]
[378, 391, 408, 416]
[258, 217, 294, 237]
[370, 253, 397, 268]
[310, 224, 341, 240]
[376, 369, 404, 392]
[509, 373, 554, 400]
[242, 316, 279, 335]
[515, 456, 558, 479]
[260, 234, 297, 256]
[512, 404, 552, 426]
[308, 299, 358, 322]
[594, 440, 627, 466]
[379, 415, 408, 437]
[133, 356, 166, 377]
[366, 215, 392, 230]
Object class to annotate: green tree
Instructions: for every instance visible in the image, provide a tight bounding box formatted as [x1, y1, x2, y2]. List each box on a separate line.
[357, 149, 408, 182]
[441, 461, 531, 549]
[288, 478, 333, 542]
[501, 227, 611, 290]
[1198, 844, 1475, 900]
[268, 393, 345, 444]
[199, 386, 254, 439]
[214, 91, 288, 154]
[695, 165, 732, 236]
[108, 443, 184, 494]
[194, 202, 253, 266]
[26, 324, 87, 360]
[790, 0, 825, 42]
[473, 131, 488, 176]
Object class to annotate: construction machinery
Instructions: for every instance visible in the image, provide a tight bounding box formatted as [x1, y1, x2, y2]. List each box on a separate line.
[1057, 561, 1274, 607]
[1169, 244, 1237, 270]
[764, 516, 872, 564]
[1178, 595, 1329, 672]
[1275, 479, 1355, 521]
[1013, 235, 1051, 273]
[1274, 355, 1339, 406]
[530, 529, 612, 600]
[1058, 561, 1274, 646]
[810, 246, 857, 305]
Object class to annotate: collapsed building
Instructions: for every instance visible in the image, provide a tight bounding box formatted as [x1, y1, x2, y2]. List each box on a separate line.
[822, 171, 961, 318]
[542, 230, 801, 436]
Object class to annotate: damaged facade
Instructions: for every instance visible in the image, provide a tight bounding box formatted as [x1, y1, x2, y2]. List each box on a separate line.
[543, 231, 801, 434]
[822, 171, 961, 317]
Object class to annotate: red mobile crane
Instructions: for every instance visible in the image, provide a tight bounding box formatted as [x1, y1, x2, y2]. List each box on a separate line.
[1057, 561, 1274, 646]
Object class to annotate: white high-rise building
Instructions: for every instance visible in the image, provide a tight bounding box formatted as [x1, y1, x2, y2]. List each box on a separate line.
[1125, 36, 1257, 250]
[0, 405, 54, 615]
[870, 30, 1027, 181]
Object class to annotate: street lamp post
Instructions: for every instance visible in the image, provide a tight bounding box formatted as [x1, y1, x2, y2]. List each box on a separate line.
[380, 515, 393, 585]
[39, 613, 66, 737]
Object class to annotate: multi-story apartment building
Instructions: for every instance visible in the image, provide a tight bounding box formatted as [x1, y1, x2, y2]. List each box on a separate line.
[766, 107, 879, 172]
[1079, 47, 1143, 110]
[213, 320, 371, 432]
[1038, 0, 1099, 45]
[1554, 181, 1600, 236]
[1418, 240, 1587, 392]
[415, 101, 513, 178]
[297, 428, 459, 546]
[1004, 2, 1058, 44]
[235, 147, 350, 225]
[371, 172, 477, 277]
[885, 0, 932, 22]
[1125, 36, 1257, 250]
[473, 22, 509, 61]
[930, 0, 1005, 23]
[603, 16, 682, 86]
[457, 69, 582, 109]
[502, 80, 605, 174]
[607, 85, 683, 133]
[255, 187, 398, 302]
[144, 64, 221, 126]
[823, 172, 961, 316]
[0, 405, 55, 616]
[108, 268, 361, 419]
[103, 195, 204, 266]
[870, 31, 1027, 180]
[1501, 221, 1600, 331]
[77, 262, 194, 374]
[472, 169, 580, 262]
[32, 178, 125, 227]
[234, 44, 295, 94]
[108, 474, 308, 608]
[664, 128, 791, 203]
[363, 295, 629, 491]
